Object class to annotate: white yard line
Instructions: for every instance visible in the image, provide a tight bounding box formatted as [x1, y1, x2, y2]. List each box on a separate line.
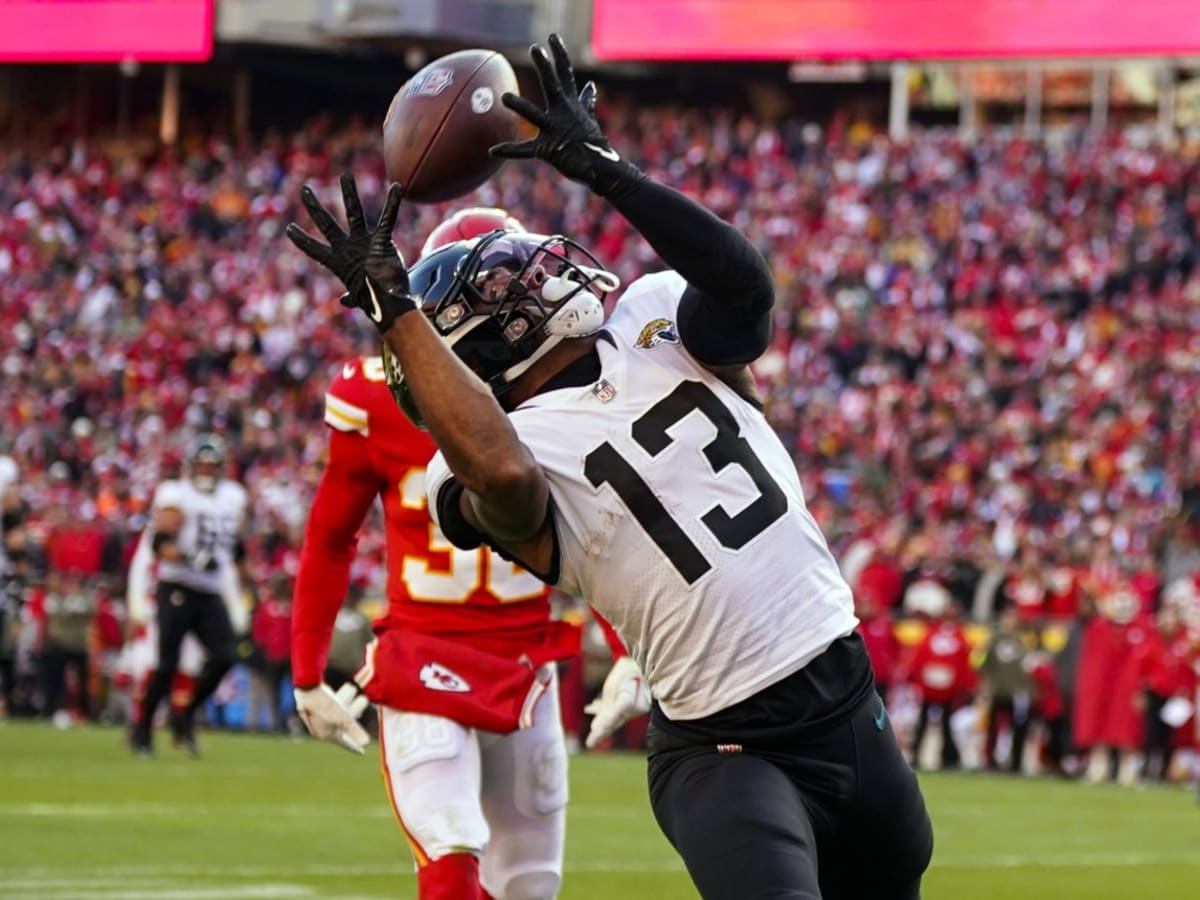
[0, 884, 311, 899]
[0, 801, 644, 819]
[932, 851, 1200, 868]
[2, 851, 1199, 885]
[0, 803, 390, 819]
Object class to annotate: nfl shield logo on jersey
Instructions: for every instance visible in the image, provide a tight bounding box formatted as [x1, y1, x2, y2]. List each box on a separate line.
[420, 662, 471, 693]
[634, 317, 679, 349]
[407, 67, 454, 97]
[591, 379, 617, 403]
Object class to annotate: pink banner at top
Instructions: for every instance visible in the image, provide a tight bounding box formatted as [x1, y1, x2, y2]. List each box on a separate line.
[0, 0, 214, 62]
[593, 0, 1200, 61]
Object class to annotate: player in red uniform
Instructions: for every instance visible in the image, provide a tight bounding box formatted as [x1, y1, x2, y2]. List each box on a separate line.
[902, 603, 976, 770]
[290, 209, 643, 900]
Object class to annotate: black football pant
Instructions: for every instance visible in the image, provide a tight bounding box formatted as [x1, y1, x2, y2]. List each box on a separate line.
[648, 692, 932, 899]
[1142, 691, 1174, 782]
[40, 647, 89, 719]
[138, 582, 238, 731]
[985, 696, 1030, 772]
[911, 699, 961, 770]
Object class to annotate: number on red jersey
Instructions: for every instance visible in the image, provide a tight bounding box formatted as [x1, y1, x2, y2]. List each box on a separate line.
[397, 468, 543, 605]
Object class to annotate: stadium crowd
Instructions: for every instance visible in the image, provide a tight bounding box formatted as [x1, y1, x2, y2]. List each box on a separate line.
[2, 106, 1200, 782]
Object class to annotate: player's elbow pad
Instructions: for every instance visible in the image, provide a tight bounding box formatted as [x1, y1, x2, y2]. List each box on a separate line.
[435, 480, 485, 550]
[677, 282, 774, 367]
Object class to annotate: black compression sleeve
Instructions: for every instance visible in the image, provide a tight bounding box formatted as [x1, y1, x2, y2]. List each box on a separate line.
[605, 173, 774, 366]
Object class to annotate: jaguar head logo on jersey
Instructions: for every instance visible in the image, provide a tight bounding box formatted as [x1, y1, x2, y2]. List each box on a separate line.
[420, 662, 471, 693]
[634, 318, 679, 349]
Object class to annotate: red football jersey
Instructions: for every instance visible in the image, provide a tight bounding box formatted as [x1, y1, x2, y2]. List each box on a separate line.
[291, 356, 555, 688]
[905, 621, 976, 705]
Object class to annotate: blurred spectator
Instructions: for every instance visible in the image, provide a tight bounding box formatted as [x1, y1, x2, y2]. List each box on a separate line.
[37, 570, 97, 725]
[1073, 589, 1147, 785]
[1004, 548, 1046, 625]
[324, 595, 374, 692]
[91, 583, 128, 723]
[903, 602, 975, 770]
[247, 576, 293, 732]
[1025, 629, 1068, 775]
[979, 607, 1032, 772]
[855, 593, 900, 704]
[1134, 605, 1192, 782]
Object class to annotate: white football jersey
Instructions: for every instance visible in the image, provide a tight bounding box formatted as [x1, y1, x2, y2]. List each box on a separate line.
[429, 271, 857, 720]
[153, 478, 248, 596]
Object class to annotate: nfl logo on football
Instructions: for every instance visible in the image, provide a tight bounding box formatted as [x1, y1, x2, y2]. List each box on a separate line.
[407, 67, 454, 97]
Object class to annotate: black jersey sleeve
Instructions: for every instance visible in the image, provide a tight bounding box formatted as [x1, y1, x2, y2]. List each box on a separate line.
[606, 173, 774, 367]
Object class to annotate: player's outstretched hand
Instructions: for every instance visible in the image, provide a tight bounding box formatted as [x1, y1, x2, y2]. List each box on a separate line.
[286, 173, 416, 333]
[584, 655, 652, 750]
[293, 683, 371, 755]
[490, 33, 638, 197]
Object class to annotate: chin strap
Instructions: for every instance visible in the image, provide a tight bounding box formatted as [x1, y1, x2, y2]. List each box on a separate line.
[496, 333, 568, 388]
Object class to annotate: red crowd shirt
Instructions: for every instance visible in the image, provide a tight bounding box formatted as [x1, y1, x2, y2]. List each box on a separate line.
[857, 612, 900, 686]
[1136, 630, 1193, 698]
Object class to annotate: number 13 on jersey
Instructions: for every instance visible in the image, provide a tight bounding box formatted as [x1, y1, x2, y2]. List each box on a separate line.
[396, 469, 544, 604]
[585, 380, 788, 585]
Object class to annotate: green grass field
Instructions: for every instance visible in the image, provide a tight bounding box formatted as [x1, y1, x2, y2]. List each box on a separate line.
[1, 722, 1197, 899]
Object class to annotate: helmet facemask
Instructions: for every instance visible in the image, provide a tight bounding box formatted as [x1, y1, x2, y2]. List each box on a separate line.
[384, 232, 619, 427]
[189, 437, 225, 493]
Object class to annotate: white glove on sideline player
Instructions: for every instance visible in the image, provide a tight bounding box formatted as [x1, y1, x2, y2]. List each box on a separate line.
[294, 683, 371, 755]
[584, 655, 651, 750]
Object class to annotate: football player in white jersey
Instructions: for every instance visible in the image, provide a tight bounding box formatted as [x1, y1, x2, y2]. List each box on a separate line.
[130, 435, 249, 756]
[288, 34, 932, 899]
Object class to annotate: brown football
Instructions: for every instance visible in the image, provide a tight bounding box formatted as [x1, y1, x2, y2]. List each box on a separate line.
[382, 49, 520, 204]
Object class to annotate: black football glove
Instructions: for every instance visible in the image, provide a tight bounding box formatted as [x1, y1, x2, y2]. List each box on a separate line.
[490, 34, 642, 198]
[286, 173, 415, 333]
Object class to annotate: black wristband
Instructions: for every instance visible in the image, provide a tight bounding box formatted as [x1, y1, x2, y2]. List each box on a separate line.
[435, 480, 485, 551]
[593, 159, 648, 200]
[377, 288, 418, 333]
[342, 284, 418, 334]
[151, 532, 175, 555]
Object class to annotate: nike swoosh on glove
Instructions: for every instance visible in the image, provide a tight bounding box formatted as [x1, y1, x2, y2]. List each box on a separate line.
[489, 33, 643, 198]
[584, 655, 652, 750]
[294, 683, 371, 755]
[286, 173, 416, 333]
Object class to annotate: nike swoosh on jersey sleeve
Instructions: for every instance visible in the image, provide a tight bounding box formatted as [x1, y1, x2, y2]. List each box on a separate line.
[324, 392, 370, 435]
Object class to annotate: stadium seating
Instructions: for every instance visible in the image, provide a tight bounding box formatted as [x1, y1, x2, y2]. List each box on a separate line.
[2, 112, 1199, 765]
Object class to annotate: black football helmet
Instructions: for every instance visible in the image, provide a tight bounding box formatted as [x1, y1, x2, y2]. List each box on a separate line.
[382, 230, 620, 427]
